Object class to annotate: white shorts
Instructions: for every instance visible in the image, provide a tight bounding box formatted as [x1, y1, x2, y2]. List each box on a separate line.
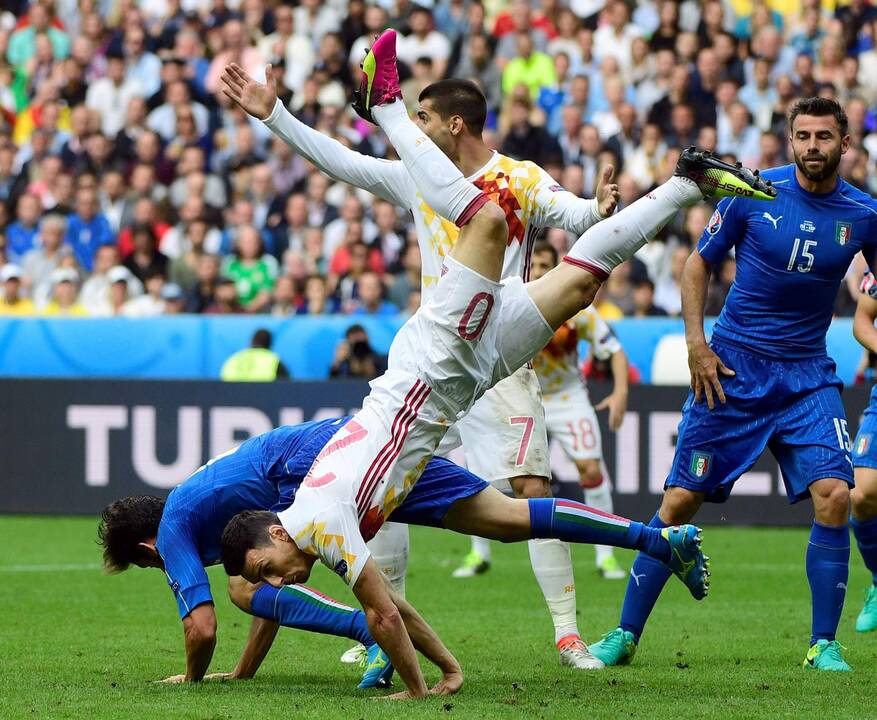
[544, 383, 603, 462]
[453, 367, 551, 485]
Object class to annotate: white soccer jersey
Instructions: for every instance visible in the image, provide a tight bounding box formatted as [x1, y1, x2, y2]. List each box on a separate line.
[264, 100, 604, 300]
[532, 307, 621, 400]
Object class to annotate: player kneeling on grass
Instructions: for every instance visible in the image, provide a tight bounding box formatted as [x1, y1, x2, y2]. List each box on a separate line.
[97, 420, 398, 688]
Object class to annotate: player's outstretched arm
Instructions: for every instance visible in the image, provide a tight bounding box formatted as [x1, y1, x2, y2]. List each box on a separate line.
[353, 559, 428, 699]
[534, 163, 618, 235]
[682, 250, 735, 410]
[225, 616, 279, 680]
[854, 284, 877, 354]
[220, 63, 410, 208]
[160, 603, 218, 683]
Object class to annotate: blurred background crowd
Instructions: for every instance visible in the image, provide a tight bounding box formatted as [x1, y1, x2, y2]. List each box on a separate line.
[0, 0, 874, 323]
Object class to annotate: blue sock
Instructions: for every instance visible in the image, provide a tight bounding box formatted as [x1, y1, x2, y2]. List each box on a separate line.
[806, 522, 850, 645]
[619, 512, 672, 642]
[528, 498, 669, 562]
[850, 515, 877, 585]
[250, 584, 375, 646]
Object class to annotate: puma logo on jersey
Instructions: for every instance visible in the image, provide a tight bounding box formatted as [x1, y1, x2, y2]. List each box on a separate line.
[763, 212, 783, 229]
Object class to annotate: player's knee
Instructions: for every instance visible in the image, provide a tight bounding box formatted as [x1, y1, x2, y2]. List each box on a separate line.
[660, 487, 702, 524]
[511, 474, 550, 499]
[227, 576, 257, 613]
[851, 484, 877, 520]
[813, 480, 850, 524]
[470, 201, 508, 247]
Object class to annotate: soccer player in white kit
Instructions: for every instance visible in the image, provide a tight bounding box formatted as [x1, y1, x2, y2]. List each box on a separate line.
[219, 29, 775, 698]
[530, 241, 630, 580]
[220, 59, 620, 669]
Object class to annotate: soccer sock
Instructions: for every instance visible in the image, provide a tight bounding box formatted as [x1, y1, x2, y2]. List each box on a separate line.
[367, 521, 409, 597]
[528, 498, 669, 562]
[372, 100, 488, 226]
[807, 522, 850, 644]
[619, 512, 672, 641]
[249, 584, 375, 647]
[584, 478, 615, 566]
[850, 514, 877, 584]
[564, 177, 702, 279]
[471, 534, 492, 561]
[527, 538, 580, 644]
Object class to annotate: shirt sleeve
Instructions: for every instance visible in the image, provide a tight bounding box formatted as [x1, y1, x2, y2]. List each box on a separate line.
[157, 523, 213, 619]
[580, 310, 622, 360]
[697, 197, 745, 265]
[264, 100, 412, 208]
[525, 161, 603, 235]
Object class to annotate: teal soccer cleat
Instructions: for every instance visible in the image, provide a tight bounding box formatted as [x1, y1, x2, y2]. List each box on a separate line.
[855, 585, 877, 632]
[588, 628, 638, 666]
[662, 525, 710, 600]
[358, 644, 394, 689]
[803, 639, 851, 672]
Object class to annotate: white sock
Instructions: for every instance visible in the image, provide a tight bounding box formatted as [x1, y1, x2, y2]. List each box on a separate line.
[372, 100, 486, 225]
[528, 538, 579, 645]
[471, 534, 491, 561]
[584, 476, 615, 566]
[367, 522, 409, 597]
[565, 176, 702, 277]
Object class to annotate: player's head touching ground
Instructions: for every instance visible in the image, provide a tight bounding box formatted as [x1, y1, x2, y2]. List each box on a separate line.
[221, 510, 316, 587]
[98, 495, 165, 571]
[415, 78, 487, 153]
[788, 97, 850, 185]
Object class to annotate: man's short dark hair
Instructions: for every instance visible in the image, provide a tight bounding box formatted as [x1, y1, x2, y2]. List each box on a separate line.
[789, 97, 849, 136]
[419, 79, 487, 136]
[532, 240, 558, 266]
[251, 328, 272, 349]
[345, 323, 367, 339]
[221, 510, 279, 576]
[98, 496, 165, 572]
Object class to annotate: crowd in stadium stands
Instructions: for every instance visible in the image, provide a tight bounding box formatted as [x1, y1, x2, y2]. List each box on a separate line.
[0, 0, 874, 320]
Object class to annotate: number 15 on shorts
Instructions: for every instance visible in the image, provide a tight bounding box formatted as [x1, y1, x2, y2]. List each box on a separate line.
[834, 417, 851, 452]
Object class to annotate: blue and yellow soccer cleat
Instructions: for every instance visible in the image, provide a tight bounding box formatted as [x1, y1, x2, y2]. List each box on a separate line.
[803, 639, 851, 672]
[588, 628, 638, 667]
[674, 147, 777, 202]
[662, 525, 710, 600]
[856, 585, 877, 632]
[352, 29, 403, 123]
[357, 643, 394, 689]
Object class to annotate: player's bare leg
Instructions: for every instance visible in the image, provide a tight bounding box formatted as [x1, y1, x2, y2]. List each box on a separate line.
[851, 468, 877, 631]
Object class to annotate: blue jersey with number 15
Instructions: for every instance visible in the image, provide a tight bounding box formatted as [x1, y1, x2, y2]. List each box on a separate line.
[698, 164, 877, 359]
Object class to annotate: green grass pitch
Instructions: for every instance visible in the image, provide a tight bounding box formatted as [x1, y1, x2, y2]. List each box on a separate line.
[0, 516, 874, 720]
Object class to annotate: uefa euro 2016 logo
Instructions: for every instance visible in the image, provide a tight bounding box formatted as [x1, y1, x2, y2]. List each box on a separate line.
[690, 451, 712, 478]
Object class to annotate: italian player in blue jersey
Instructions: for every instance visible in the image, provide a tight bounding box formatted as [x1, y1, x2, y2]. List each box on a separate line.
[849, 271, 877, 633]
[98, 419, 397, 688]
[589, 98, 877, 672]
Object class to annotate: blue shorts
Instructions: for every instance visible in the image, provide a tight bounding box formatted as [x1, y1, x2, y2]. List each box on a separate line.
[853, 387, 877, 470]
[667, 340, 853, 504]
[388, 456, 489, 527]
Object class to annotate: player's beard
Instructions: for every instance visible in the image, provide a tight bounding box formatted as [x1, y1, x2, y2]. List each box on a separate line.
[793, 144, 842, 183]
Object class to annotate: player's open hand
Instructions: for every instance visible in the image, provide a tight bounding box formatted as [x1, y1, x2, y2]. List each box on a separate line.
[372, 689, 425, 701]
[595, 164, 619, 218]
[595, 391, 627, 431]
[202, 672, 235, 681]
[220, 63, 277, 120]
[688, 341, 735, 410]
[156, 674, 188, 684]
[429, 670, 463, 696]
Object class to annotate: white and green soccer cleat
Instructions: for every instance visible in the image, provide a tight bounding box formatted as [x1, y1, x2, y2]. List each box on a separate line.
[803, 639, 851, 672]
[588, 627, 638, 666]
[451, 550, 491, 578]
[597, 554, 626, 580]
[855, 585, 877, 633]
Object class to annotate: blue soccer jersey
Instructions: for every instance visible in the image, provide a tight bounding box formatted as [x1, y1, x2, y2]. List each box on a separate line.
[698, 164, 877, 359]
[156, 417, 349, 618]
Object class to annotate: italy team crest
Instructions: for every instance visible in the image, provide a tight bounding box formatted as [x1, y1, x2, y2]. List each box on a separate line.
[856, 433, 872, 456]
[690, 451, 712, 478]
[835, 221, 852, 246]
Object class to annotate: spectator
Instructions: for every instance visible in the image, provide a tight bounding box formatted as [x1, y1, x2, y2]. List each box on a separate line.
[593, 0, 643, 70]
[85, 49, 144, 138]
[298, 274, 340, 315]
[81, 246, 139, 315]
[21, 214, 70, 305]
[705, 257, 737, 317]
[205, 20, 265, 96]
[99, 170, 132, 234]
[221, 328, 290, 381]
[65, 187, 115, 272]
[123, 223, 170, 284]
[351, 271, 398, 316]
[169, 219, 214, 291]
[0, 263, 35, 315]
[324, 195, 379, 258]
[6, 192, 42, 260]
[205, 276, 243, 315]
[502, 32, 557, 100]
[717, 101, 761, 166]
[329, 324, 387, 379]
[123, 270, 168, 317]
[454, 33, 502, 111]
[499, 97, 563, 167]
[161, 283, 186, 315]
[7, 3, 70, 68]
[398, 5, 451, 79]
[147, 80, 209, 142]
[389, 241, 422, 311]
[270, 275, 297, 317]
[631, 277, 668, 317]
[221, 226, 278, 313]
[654, 245, 691, 316]
[122, 26, 162, 97]
[42, 268, 87, 316]
[258, 5, 314, 97]
[185, 254, 222, 314]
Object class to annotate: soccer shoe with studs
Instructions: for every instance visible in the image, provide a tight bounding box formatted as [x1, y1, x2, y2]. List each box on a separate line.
[597, 554, 626, 580]
[662, 524, 710, 600]
[352, 29, 403, 123]
[674, 147, 776, 202]
[358, 644, 395, 689]
[803, 639, 851, 672]
[588, 628, 638, 666]
[558, 635, 605, 670]
[451, 550, 491, 578]
[855, 585, 877, 632]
